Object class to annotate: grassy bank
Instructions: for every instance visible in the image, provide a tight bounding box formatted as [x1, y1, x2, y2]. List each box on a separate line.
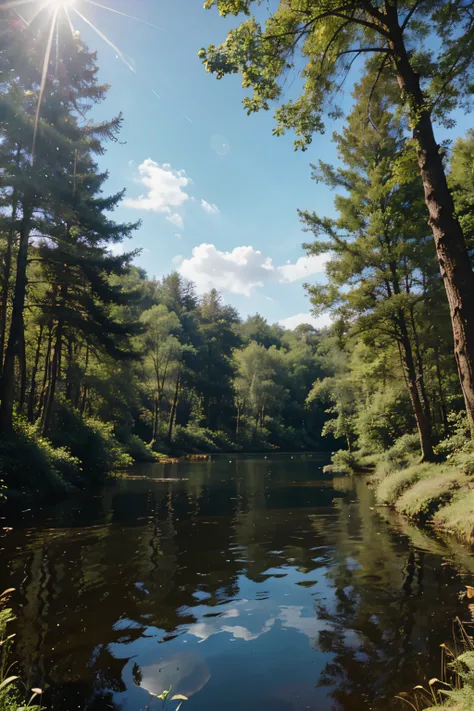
[372, 436, 474, 544]
[330, 424, 474, 545]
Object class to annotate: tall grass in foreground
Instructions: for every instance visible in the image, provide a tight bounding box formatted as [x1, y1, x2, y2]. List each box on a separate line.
[0, 589, 43, 711]
[397, 617, 474, 710]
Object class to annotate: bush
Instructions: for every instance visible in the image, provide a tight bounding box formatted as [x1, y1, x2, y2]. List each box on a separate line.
[171, 424, 237, 453]
[328, 449, 358, 472]
[119, 431, 158, 462]
[49, 404, 132, 483]
[436, 411, 471, 458]
[385, 434, 421, 467]
[0, 416, 80, 498]
[355, 388, 415, 452]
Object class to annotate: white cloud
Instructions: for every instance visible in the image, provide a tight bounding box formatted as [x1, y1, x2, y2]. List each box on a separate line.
[179, 244, 273, 297]
[174, 233, 183, 240]
[278, 254, 329, 282]
[201, 199, 220, 215]
[124, 159, 190, 223]
[279, 312, 332, 330]
[172, 254, 183, 265]
[178, 243, 328, 297]
[166, 213, 184, 229]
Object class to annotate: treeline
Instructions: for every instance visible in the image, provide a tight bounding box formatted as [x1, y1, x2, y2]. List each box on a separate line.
[201, 2, 474, 460]
[304, 82, 474, 461]
[0, 15, 334, 497]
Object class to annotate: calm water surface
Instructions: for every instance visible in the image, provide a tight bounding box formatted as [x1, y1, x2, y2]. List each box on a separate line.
[1, 454, 473, 711]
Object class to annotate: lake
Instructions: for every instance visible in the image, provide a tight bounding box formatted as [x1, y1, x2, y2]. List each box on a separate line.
[1, 454, 472, 711]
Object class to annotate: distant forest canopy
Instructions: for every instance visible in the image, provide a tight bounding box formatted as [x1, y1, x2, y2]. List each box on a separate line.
[1, 6, 474, 499]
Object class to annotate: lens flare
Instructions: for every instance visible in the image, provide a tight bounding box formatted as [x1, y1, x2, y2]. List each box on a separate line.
[1, 0, 160, 161]
[48, 0, 75, 7]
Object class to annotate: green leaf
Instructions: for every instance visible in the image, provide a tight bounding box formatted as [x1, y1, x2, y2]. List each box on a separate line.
[0, 676, 19, 691]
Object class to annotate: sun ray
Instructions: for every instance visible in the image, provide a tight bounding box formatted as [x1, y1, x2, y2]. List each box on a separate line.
[13, 8, 29, 24]
[83, 0, 163, 31]
[32, 6, 59, 163]
[2, 0, 38, 10]
[28, 4, 48, 24]
[72, 6, 136, 72]
[64, 6, 75, 36]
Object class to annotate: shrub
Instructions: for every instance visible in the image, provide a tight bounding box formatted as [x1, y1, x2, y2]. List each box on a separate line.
[49, 404, 132, 483]
[329, 449, 358, 472]
[355, 388, 415, 452]
[171, 425, 237, 453]
[119, 432, 157, 462]
[436, 411, 471, 458]
[0, 416, 80, 498]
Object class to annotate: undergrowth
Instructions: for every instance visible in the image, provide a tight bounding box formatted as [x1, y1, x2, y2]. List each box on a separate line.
[396, 618, 474, 710]
[0, 588, 43, 711]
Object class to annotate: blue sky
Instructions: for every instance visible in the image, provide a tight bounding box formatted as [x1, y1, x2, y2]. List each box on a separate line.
[33, 0, 474, 328]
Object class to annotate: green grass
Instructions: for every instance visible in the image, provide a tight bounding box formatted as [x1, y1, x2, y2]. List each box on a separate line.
[376, 462, 434, 504]
[394, 469, 467, 520]
[0, 590, 43, 711]
[433, 491, 474, 543]
[374, 445, 474, 540]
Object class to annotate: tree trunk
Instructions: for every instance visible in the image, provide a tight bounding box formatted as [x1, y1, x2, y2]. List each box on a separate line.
[167, 371, 181, 444]
[37, 321, 53, 421]
[41, 280, 67, 435]
[391, 26, 474, 438]
[0, 203, 32, 433]
[18, 321, 27, 413]
[434, 343, 449, 436]
[398, 316, 435, 461]
[27, 323, 44, 423]
[42, 319, 62, 436]
[236, 404, 241, 439]
[0, 199, 19, 376]
[79, 343, 90, 416]
[408, 307, 432, 424]
[0, 146, 21, 377]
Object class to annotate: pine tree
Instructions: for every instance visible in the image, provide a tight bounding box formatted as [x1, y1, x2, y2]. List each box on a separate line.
[200, 0, 474, 438]
[301, 81, 445, 459]
[0, 13, 139, 433]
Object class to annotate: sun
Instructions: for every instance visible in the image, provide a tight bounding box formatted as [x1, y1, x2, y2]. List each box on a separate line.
[3, 0, 161, 161]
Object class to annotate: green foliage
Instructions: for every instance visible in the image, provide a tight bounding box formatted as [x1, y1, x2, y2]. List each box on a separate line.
[171, 425, 237, 454]
[0, 416, 79, 498]
[0, 590, 43, 711]
[436, 412, 471, 458]
[376, 463, 429, 505]
[49, 404, 132, 483]
[433, 492, 474, 543]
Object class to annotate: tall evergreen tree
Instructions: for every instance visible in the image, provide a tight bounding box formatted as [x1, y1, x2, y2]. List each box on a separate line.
[200, 0, 474, 438]
[301, 83, 445, 459]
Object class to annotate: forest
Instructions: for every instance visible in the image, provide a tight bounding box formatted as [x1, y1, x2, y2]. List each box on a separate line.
[3, 1, 474, 710]
[1, 0, 474, 540]
[0, 9, 337, 500]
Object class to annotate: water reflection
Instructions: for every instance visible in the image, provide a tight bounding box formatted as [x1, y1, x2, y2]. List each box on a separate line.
[0, 455, 472, 711]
